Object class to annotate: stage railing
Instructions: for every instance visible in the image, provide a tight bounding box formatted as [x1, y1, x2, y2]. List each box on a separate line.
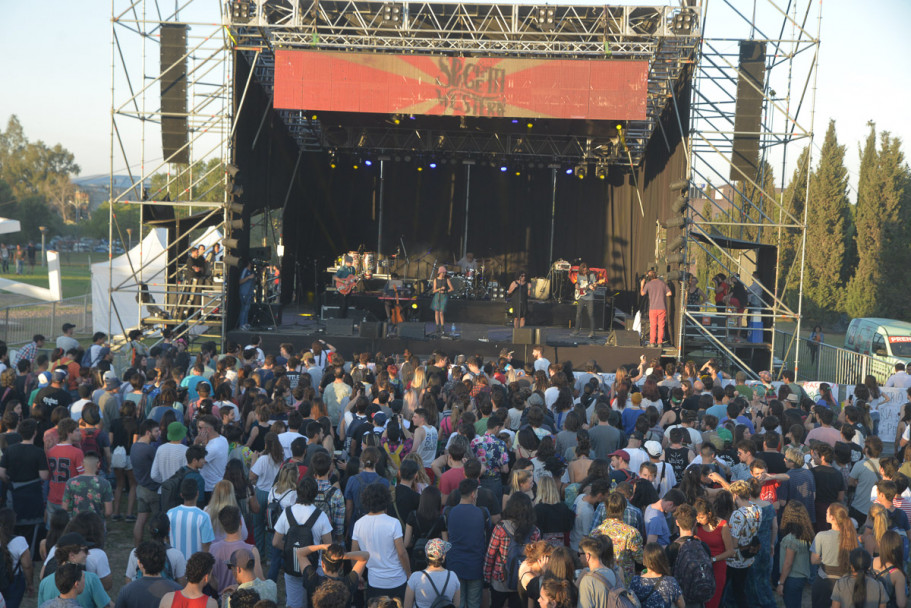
[0, 295, 92, 346]
[772, 329, 896, 385]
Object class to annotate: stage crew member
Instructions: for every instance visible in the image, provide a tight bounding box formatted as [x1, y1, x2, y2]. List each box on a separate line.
[641, 269, 672, 347]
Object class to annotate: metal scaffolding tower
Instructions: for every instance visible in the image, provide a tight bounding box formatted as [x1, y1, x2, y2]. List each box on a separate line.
[675, 0, 820, 377]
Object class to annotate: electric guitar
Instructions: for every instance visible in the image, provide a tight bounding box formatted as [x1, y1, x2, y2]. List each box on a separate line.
[389, 287, 404, 324]
[334, 273, 363, 295]
[575, 275, 607, 300]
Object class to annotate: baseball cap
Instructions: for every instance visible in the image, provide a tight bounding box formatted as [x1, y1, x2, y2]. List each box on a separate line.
[644, 441, 663, 458]
[57, 532, 91, 549]
[103, 370, 119, 384]
[167, 421, 188, 442]
[717, 428, 734, 445]
[608, 449, 631, 462]
[37, 372, 51, 386]
[372, 412, 388, 426]
[62, 323, 76, 332]
[786, 393, 800, 404]
[51, 370, 67, 384]
[527, 392, 545, 408]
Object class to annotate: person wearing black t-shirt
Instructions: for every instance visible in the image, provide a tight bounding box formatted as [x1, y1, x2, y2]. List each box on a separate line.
[404, 487, 447, 571]
[0, 418, 48, 500]
[389, 460, 422, 527]
[810, 444, 845, 531]
[34, 372, 72, 420]
[758, 431, 788, 474]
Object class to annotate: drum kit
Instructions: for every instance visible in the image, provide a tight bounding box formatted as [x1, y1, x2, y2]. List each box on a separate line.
[335, 250, 389, 279]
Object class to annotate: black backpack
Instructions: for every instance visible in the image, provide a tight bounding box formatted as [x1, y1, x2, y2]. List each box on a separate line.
[266, 489, 294, 534]
[422, 570, 455, 608]
[0, 545, 14, 594]
[282, 506, 323, 577]
[673, 536, 716, 604]
[410, 517, 434, 572]
[159, 467, 191, 512]
[504, 528, 529, 591]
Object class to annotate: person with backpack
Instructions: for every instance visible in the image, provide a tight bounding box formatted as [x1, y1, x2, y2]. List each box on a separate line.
[404, 487, 447, 573]
[113, 541, 182, 608]
[344, 447, 391, 533]
[667, 505, 715, 608]
[775, 502, 814, 608]
[159, 445, 207, 513]
[404, 538, 460, 608]
[725, 479, 763, 608]
[78, 405, 111, 475]
[483, 492, 541, 608]
[351, 482, 410, 601]
[309, 451, 345, 542]
[575, 535, 623, 608]
[630, 543, 684, 608]
[0, 508, 34, 608]
[831, 548, 889, 608]
[593, 491, 643, 587]
[166, 478, 215, 561]
[872, 530, 907, 608]
[271, 477, 333, 608]
[442, 478, 490, 608]
[124, 513, 187, 585]
[250, 432, 284, 560]
[264, 465, 299, 582]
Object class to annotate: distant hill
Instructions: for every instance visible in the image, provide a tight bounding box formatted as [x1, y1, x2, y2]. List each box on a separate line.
[73, 174, 150, 209]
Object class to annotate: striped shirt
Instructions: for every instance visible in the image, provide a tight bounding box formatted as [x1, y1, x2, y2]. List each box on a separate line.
[167, 504, 215, 560]
[151, 442, 189, 484]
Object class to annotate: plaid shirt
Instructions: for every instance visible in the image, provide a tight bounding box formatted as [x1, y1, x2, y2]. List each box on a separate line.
[590, 503, 645, 539]
[317, 478, 346, 540]
[15, 341, 37, 365]
[483, 522, 541, 584]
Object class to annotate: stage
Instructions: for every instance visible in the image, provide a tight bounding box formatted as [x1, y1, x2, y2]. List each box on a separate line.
[227, 303, 663, 371]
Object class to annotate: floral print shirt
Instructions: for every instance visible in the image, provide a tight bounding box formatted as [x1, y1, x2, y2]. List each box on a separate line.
[728, 503, 762, 568]
[61, 474, 113, 514]
[594, 518, 644, 586]
[471, 433, 509, 479]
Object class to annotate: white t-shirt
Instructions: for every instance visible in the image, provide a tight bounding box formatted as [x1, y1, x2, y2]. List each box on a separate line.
[7, 536, 28, 567]
[70, 399, 93, 421]
[45, 547, 111, 579]
[273, 504, 333, 544]
[201, 435, 229, 491]
[278, 431, 306, 460]
[250, 454, 283, 492]
[407, 569, 461, 608]
[267, 487, 298, 509]
[352, 513, 407, 589]
[124, 546, 187, 581]
[533, 358, 551, 373]
[664, 425, 702, 447]
[544, 386, 560, 409]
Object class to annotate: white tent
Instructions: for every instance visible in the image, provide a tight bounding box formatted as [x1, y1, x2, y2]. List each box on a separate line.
[91, 227, 222, 334]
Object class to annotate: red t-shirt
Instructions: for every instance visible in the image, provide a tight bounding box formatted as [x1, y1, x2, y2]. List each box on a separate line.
[47, 444, 85, 505]
[439, 466, 466, 497]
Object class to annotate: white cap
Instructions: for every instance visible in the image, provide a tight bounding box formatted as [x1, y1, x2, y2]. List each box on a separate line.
[644, 440, 663, 458]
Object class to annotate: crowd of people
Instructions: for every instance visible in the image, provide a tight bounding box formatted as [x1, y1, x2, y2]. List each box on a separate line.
[1, 329, 910, 608]
[0, 242, 37, 275]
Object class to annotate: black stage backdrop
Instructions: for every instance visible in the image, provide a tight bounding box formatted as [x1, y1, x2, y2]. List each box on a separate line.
[231, 53, 690, 328]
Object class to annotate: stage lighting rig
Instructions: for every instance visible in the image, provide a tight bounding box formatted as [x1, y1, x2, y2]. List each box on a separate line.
[595, 164, 608, 180]
[536, 6, 556, 31]
[381, 3, 403, 27]
[230, 0, 254, 23]
[574, 164, 587, 180]
[671, 8, 698, 35]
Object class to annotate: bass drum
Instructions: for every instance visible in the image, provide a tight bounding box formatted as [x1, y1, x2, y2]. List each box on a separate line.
[532, 277, 551, 300]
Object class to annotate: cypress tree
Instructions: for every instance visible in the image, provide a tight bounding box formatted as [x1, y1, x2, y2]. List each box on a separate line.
[845, 124, 880, 318]
[804, 121, 851, 316]
[872, 133, 911, 318]
[777, 146, 809, 306]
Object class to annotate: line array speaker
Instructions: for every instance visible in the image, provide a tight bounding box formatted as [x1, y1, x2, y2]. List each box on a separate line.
[160, 24, 189, 164]
[730, 40, 766, 182]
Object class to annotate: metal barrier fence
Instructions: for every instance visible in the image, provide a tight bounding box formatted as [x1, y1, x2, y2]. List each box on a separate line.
[773, 329, 896, 385]
[0, 295, 92, 346]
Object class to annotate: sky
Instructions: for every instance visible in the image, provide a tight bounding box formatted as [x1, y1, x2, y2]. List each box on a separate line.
[1, 0, 909, 199]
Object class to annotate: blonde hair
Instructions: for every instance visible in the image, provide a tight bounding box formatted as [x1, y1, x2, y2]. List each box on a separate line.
[729, 479, 752, 500]
[784, 447, 805, 468]
[273, 464, 300, 495]
[868, 503, 889, 550]
[411, 367, 426, 393]
[534, 475, 560, 505]
[510, 469, 533, 494]
[207, 480, 241, 536]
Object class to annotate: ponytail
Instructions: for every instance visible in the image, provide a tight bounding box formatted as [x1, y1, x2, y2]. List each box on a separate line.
[848, 548, 872, 608]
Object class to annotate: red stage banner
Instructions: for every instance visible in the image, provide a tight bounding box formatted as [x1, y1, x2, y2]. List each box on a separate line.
[274, 50, 648, 121]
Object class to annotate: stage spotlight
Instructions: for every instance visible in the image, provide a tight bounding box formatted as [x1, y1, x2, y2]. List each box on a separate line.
[353, 162, 360, 170]
[500, 165, 508, 172]
[225, 164, 240, 178]
[364, 159, 373, 167]
[669, 179, 689, 192]
[515, 169, 521, 176]
[665, 216, 689, 229]
[411, 303, 418, 310]
[574, 164, 587, 179]
[222, 238, 240, 250]
[667, 252, 686, 265]
[329, 161, 336, 169]
[392, 114, 402, 125]
[511, 119, 519, 124]
[230, 0, 254, 22]
[565, 168, 573, 175]
[417, 166, 423, 172]
[381, 2, 402, 25]
[227, 202, 243, 215]
[408, 114, 416, 120]
[667, 270, 686, 282]
[537, 6, 556, 31]
[310, 114, 318, 121]
[671, 8, 698, 35]
[526, 121, 533, 129]
[403, 154, 412, 162]
[595, 164, 608, 180]
[429, 161, 437, 169]
[668, 236, 685, 252]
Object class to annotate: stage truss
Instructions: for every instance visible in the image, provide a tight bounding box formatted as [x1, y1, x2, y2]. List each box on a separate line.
[225, 1, 701, 167]
[107, 1, 236, 347]
[675, 0, 819, 377]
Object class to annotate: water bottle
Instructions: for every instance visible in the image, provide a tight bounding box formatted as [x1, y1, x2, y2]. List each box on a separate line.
[450, 322, 456, 336]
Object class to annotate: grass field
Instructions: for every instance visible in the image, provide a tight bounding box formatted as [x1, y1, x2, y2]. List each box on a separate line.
[0, 251, 97, 304]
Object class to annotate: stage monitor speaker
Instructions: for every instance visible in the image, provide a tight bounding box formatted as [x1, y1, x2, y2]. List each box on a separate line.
[326, 318, 354, 336]
[359, 322, 384, 339]
[249, 303, 281, 327]
[730, 40, 766, 181]
[398, 323, 426, 340]
[608, 330, 641, 347]
[160, 24, 189, 164]
[535, 328, 549, 345]
[512, 327, 535, 345]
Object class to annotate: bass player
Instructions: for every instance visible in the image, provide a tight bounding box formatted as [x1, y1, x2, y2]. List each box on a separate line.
[572, 262, 604, 338]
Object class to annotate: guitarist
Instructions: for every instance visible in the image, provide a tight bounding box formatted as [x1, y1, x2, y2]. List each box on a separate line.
[334, 255, 358, 318]
[573, 262, 602, 338]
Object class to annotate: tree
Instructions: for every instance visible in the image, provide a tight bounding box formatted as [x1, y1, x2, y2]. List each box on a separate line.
[777, 146, 809, 306]
[845, 125, 911, 318]
[804, 121, 851, 317]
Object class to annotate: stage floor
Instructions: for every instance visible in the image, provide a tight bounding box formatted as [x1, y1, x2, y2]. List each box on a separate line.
[227, 303, 666, 370]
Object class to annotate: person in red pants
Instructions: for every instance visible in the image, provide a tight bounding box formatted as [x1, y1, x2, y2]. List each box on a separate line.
[640, 270, 671, 347]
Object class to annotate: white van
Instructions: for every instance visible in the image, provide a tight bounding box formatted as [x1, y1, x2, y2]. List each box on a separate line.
[844, 317, 911, 363]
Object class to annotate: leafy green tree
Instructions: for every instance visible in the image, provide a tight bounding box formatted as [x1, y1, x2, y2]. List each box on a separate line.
[804, 121, 851, 317]
[777, 146, 809, 307]
[845, 125, 911, 318]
